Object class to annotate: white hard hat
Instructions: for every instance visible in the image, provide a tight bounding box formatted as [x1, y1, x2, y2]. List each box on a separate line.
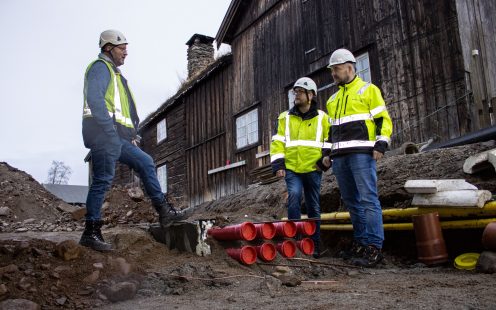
[99, 30, 128, 48]
[293, 77, 317, 95]
[328, 48, 356, 67]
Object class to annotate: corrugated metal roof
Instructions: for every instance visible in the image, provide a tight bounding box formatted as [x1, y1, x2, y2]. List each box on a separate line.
[43, 184, 88, 204]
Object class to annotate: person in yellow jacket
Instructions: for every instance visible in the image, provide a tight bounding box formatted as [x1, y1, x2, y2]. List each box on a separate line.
[81, 30, 185, 251]
[270, 77, 331, 258]
[323, 49, 392, 267]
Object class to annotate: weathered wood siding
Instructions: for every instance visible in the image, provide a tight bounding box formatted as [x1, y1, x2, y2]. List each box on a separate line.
[116, 0, 494, 208]
[141, 103, 187, 206]
[231, 0, 480, 152]
[183, 63, 253, 207]
[455, 0, 496, 128]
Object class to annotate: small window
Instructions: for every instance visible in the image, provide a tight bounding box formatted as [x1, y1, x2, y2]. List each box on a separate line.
[157, 164, 167, 193]
[236, 108, 259, 149]
[157, 119, 167, 143]
[356, 52, 371, 83]
[288, 90, 295, 109]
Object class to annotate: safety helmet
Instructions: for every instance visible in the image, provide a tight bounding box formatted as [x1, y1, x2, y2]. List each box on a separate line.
[327, 48, 356, 67]
[293, 77, 318, 95]
[99, 30, 128, 48]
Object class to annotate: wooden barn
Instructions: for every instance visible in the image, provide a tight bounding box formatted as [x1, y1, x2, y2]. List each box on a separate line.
[114, 0, 496, 208]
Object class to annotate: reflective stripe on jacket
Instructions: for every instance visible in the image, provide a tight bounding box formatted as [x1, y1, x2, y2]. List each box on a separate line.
[325, 75, 392, 156]
[270, 102, 331, 174]
[83, 59, 135, 129]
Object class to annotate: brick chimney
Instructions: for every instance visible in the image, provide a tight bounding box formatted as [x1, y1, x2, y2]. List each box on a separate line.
[186, 34, 215, 79]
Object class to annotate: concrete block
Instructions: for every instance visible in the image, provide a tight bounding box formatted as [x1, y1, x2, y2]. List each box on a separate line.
[56, 203, 86, 220]
[404, 179, 477, 194]
[149, 220, 212, 256]
[463, 149, 496, 174]
[487, 149, 496, 171]
[412, 190, 492, 208]
[476, 251, 496, 274]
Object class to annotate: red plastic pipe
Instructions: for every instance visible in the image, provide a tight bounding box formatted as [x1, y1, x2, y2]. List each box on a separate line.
[226, 246, 257, 265]
[255, 243, 277, 262]
[273, 221, 297, 238]
[296, 221, 316, 236]
[296, 238, 315, 256]
[207, 222, 257, 241]
[254, 223, 276, 240]
[276, 240, 296, 258]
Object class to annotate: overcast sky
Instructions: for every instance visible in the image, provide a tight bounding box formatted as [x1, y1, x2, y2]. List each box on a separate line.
[0, 0, 231, 185]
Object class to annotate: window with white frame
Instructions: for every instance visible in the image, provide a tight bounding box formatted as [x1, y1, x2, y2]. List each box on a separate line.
[157, 119, 167, 143]
[157, 164, 167, 193]
[288, 90, 296, 109]
[356, 52, 371, 83]
[236, 108, 259, 149]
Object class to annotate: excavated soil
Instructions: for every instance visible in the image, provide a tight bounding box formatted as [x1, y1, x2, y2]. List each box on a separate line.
[1, 143, 496, 309]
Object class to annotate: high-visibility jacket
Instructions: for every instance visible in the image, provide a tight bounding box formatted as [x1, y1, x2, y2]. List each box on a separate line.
[326, 76, 392, 156]
[83, 58, 136, 129]
[82, 56, 139, 147]
[270, 102, 331, 174]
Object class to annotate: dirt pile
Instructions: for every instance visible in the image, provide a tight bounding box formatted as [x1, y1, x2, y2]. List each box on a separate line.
[191, 142, 496, 220]
[0, 162, 63, 223]
[1, 143, 496, 309]
[101, 185, 158, 226]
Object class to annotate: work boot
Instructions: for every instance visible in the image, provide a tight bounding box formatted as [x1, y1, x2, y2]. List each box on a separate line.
[338, 240, 365, 261]
[352, 245, 384, 268]
[79, 220, 112, 252]
[155, 199, 187, 226]
[94, 220, 106, 242]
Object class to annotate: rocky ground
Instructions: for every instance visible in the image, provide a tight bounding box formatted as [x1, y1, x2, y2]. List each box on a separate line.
[0, 143, 496, 309]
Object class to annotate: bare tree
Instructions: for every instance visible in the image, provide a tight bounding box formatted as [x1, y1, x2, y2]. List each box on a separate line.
[46, 160, 72, 184]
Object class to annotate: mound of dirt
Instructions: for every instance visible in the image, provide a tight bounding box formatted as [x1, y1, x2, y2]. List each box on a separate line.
[191, 142, 496, 221]
[0, 162, 63, 223]
[101, 186, 158, 226]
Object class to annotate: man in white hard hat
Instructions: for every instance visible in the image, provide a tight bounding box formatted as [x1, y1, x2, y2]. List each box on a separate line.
[81, 30, 185, 251]
[270, 77, 331, 258]
[322, 48, 392, 267]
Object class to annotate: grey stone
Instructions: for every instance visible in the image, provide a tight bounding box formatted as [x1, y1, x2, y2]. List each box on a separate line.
[0, 299, 40, 310]
[277, 274, 302, 287]
[104, 282, 137, 303]
[476, 251, 496, 274]
[0, 207, 11, 216]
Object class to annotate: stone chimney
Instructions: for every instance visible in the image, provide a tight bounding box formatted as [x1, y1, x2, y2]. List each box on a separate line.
[186, 34, 215, 79]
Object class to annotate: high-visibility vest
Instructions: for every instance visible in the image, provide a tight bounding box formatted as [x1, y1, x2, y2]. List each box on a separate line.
[83, 59, 135, 129]
[326, 76, 392, 154]
[270, 109, 331, 173]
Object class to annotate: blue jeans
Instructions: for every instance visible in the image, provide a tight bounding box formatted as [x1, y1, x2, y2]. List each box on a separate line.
[284, 170, 322, 250]
[332, 153, 384, 248]
[85, 134, 164, 220]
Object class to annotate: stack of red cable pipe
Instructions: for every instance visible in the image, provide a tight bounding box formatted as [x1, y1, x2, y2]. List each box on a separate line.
[207, 220, 317, 265]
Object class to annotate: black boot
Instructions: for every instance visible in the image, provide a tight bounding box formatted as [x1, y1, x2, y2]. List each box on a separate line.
[155, 199, 187, 226]
[79, 220, 112, 251]
[352, 245, 384, 267]
[338, 240, 366, 261]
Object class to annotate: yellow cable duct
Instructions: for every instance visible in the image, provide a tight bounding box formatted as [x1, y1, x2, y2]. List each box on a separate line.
[321, 218, 496, 231]
[284, 201, 496, 222]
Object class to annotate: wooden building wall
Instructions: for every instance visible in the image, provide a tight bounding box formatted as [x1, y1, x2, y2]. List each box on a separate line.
[141, 103, 187, 206]
[228, 0, 478, 154]
[115, 0, 494, 208]
[455, 0, 496, 128]
[183, 63, 247, 207]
